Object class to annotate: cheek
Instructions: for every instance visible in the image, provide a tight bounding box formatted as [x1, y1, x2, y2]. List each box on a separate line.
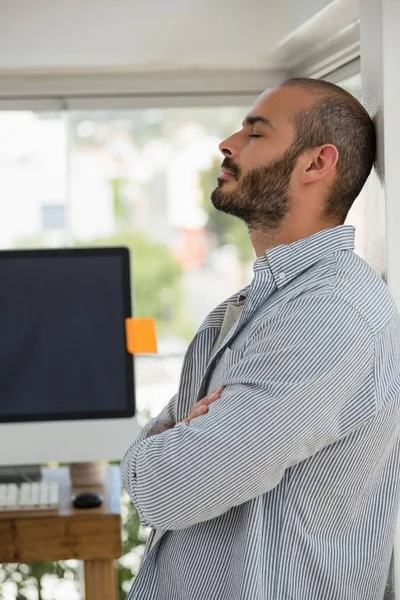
[238, 146, 274, 173]
[239, 138, 292, 173]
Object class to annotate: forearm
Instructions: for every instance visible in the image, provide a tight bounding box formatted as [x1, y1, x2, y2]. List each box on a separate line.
[121, 394, 177, 523]
[121, 418, 178, 527]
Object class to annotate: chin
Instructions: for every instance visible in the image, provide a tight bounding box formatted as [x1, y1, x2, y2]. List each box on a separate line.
[213, 179, 237, 201]
[219, 177, 237, 189]
[211, 188, 237, 214]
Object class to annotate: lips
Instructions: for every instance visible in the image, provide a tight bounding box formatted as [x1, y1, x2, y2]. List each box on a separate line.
[219, 167, 236, 180]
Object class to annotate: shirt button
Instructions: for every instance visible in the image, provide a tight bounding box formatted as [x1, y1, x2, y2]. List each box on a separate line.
[279, 272, 286, 280]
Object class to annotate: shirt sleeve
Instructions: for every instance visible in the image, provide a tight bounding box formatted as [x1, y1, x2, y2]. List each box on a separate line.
[122, 295, 376, 530]
[120, 392, 177, 524]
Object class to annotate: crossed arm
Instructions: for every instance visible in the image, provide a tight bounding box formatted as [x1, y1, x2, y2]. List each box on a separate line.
[121, 296, 376, 531]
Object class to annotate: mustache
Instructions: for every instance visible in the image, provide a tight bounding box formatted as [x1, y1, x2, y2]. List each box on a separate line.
[221, 157, 240, 178]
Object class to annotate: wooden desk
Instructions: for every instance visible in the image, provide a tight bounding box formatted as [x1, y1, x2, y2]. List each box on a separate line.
[0, 465, 122, 600]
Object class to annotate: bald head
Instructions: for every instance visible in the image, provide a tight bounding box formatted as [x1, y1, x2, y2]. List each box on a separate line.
[278, 77, 376, 221]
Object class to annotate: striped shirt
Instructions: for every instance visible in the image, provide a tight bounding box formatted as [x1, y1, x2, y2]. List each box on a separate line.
[121, 225, 400, 600]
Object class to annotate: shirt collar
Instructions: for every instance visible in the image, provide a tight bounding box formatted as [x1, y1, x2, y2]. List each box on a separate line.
[252, 225, 355, 290]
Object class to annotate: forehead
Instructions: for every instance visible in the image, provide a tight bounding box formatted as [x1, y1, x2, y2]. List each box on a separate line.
[248, 85, 316, 129]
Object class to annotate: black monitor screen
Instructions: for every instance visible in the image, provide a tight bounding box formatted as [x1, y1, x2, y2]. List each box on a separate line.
[0, 247, 134, 423]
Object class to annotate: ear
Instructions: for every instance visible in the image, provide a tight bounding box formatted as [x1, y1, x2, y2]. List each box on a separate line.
[301, 144, 338, 184]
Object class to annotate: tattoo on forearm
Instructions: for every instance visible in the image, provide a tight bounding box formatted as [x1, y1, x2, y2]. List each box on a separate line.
[146, 419, 176, 438]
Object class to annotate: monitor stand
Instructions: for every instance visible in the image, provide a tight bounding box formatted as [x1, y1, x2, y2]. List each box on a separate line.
[69, 461, 107, 487]
[0, 465, 42, 484]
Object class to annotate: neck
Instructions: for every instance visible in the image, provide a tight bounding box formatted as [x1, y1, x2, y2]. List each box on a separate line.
[249, 218, 340, 258]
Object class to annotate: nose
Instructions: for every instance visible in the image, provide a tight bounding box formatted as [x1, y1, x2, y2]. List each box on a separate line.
[219, 132, 239, 158]
[219, 141, 232, 157]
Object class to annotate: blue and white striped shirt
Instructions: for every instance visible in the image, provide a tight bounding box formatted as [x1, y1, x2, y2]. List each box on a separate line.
[122, 225, 400, 600]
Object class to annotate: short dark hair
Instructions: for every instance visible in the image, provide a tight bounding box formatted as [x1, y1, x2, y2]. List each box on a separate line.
[280, 77, 376, 223]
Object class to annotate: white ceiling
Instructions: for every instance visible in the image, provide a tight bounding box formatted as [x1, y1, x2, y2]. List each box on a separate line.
[0, 0, 338, 73]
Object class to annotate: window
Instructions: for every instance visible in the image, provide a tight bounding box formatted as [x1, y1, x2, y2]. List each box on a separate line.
[0, 111, 67, 248]
[0, 106, 251, 419]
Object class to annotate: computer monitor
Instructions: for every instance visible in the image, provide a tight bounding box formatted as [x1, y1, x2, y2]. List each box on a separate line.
[0, 247, 138, 466]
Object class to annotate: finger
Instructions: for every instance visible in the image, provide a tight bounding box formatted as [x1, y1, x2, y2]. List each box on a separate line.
[185, 388, 224, 423]
[201, 390, 223, 405]
[192, 391, 220, 411]
[193, 405, 208, 418]
[184, 404, 208, 423]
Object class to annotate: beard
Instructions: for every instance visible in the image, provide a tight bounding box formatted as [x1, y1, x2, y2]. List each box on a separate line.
[211, 146, 300, 231]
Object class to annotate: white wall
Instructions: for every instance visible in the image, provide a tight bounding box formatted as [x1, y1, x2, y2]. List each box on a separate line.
[0, 0, 334, 73]
[360, 0, 400, 594]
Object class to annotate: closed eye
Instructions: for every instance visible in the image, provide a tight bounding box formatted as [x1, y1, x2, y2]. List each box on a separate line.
[249, 134, 262, 138]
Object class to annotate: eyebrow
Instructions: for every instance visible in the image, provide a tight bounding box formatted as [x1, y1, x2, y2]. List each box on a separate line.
[242, 115, 276, 130]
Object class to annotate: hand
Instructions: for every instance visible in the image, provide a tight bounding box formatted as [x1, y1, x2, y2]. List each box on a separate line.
[146, 419, 176, 439]
[183, 387, 224, 424]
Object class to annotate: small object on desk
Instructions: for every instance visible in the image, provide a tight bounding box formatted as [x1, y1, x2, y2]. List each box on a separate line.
[72, 491, 103, 509]
[0, 481, 59, 513]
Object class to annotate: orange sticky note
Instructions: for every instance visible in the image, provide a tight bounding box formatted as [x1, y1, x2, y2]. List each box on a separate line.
[125, 318, 158, 354]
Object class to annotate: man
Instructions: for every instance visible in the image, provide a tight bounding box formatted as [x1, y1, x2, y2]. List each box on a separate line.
[122, 78, 400, 600]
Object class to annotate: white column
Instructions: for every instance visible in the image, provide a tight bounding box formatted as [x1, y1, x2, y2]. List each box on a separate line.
[361, 0, 400, 294]
[360, 0, 400, 595]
